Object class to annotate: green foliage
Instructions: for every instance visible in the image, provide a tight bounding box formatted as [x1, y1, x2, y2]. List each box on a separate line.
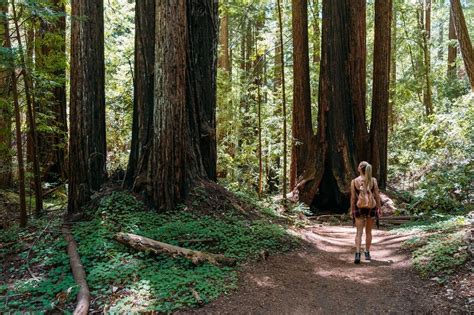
[389, 94, 474, 214]
[0, 191, 297, 313]
[397, 216, 469, 279]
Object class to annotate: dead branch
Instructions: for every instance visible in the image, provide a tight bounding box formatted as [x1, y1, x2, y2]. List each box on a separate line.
[63, 225, 90, 315]
[114, 232, 236, 266]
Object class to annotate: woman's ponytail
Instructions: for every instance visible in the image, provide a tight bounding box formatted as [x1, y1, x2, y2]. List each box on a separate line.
[364, 163, 373, 189]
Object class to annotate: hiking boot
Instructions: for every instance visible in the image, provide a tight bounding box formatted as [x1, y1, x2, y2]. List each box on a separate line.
[354, 252, 361, 264]
[365, 251, 371, 261]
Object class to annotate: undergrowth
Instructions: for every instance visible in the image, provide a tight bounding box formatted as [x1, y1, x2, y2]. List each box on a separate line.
[396, 216, 470, 280]
[0, 191, 298, 313]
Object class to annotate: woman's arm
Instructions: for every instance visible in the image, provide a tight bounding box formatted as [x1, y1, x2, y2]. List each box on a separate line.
[373, 178, 382, 212]
[350, 179, 356, 216]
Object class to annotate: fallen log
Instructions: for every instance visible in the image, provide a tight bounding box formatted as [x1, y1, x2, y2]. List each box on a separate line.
[114, 232, 236, 266]
[63, 225, 90, 315]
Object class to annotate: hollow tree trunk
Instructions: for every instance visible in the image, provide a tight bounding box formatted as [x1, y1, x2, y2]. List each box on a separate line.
[123, 0, 155, 190]
[293, 0, 367, 212]
[449, 0, 474, 90]
[290, 0, 314, 191]
[68, 0, 106, 213]
[0, 3, 12, 189]
[370, 0, 392, 190]
[35, 0, 67, 182]
[131, 0, 218, 210]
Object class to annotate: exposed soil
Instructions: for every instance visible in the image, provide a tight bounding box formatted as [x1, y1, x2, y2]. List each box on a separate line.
[180, 225, 459, 314]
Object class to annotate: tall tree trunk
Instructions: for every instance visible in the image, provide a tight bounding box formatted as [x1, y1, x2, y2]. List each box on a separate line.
[133, 0, 218, 210]
[277, 0, 288, 200]
[12, 0, 43, 216]
[68, 0, 106, 213]
[293, 0, 367, 211]
[370, 0, 392, 190]
[35, 0, 68, 182]
[218, 13, 231, 73]
[421, 0, 433, 116]
[447, 8, 457, 79]
[348, 0, 368, 163]
[124, 0, 155, 190]
[3, 8, 27, 226]
[290, 0, 314, 190]
[389, 4, 397, 131]
[449, 0, 474, 90]
[0, 2, 12, 188]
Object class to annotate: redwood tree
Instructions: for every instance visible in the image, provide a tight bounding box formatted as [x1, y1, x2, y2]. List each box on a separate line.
[68, 0, 106, 213]
[449, 0, 474, 90]
[447, 8, 457, 79]
[293, 0, 367, 211]
[370, 0, 392, 190]
[128, 0, 218, 210]
[35, 0, 67, 181]
[290, 0, 314, 191]
[123, 0, 155, 189]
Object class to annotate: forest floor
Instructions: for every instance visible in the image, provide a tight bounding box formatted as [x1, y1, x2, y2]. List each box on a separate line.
[181, 224, 472, 314]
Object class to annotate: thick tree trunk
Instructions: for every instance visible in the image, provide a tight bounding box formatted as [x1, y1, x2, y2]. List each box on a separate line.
[293, 0, 367, 212]
[449, 0, 474, 90]
[447, 9, 457, 79]
[114, 232, 236, 266]
[4, 11, 27, 226]
[68, 0, 106, 213]
[135, 0, 217, 210]
[123, 0, 155, 190]
[276, 0, 288, 199]
[370, 0, 392, 190]
[290, 0, 314, 191]
[35, 0, 68, 182]
[0, 3, 12, 188]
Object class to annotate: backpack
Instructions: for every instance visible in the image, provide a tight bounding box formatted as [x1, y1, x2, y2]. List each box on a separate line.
[354, 178, 376, 209]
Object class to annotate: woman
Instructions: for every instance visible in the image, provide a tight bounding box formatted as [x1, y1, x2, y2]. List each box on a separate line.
[350, 161, 381, 264]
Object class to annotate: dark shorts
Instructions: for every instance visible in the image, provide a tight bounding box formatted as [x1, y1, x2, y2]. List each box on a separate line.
[354, 207, 376, 218]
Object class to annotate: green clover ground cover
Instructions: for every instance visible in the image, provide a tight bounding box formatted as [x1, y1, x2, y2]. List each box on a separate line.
[0, 192, 297, 313]
[396, 216, 470, 280]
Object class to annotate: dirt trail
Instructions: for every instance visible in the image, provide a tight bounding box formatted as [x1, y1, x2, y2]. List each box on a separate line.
[181, 225, 450, 314]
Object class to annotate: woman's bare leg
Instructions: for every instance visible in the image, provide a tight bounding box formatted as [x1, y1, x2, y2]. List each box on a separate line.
[365, 217, 374, 252]
[355, 217, 365, 252]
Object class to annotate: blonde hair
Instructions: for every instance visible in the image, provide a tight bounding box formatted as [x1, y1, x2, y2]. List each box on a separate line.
[359, 161, 373, 189]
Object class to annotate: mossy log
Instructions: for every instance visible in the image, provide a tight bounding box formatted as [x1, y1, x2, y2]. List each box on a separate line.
[114, 232, 236, 266]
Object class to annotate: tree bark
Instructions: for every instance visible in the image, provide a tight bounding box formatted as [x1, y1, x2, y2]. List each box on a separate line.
[389, 4, 397, 131]
[115, 232, 236, 266]
[68, 0, 106, 213]
[370, 0, 392, 190]
[35, 0, 68, 182]
[449, 0, 474, 90]
[4, 6, 27, 226]
[293, 0, 367, 212]
[0, 3, 12, 188]
[290, 0, 314, 191]
[447, 8, 457, 79]
[134, 0, 217, 210]
[218, 13, 231, 73]
[277, 0, 288, 200]
[123, 0, 155, 190]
